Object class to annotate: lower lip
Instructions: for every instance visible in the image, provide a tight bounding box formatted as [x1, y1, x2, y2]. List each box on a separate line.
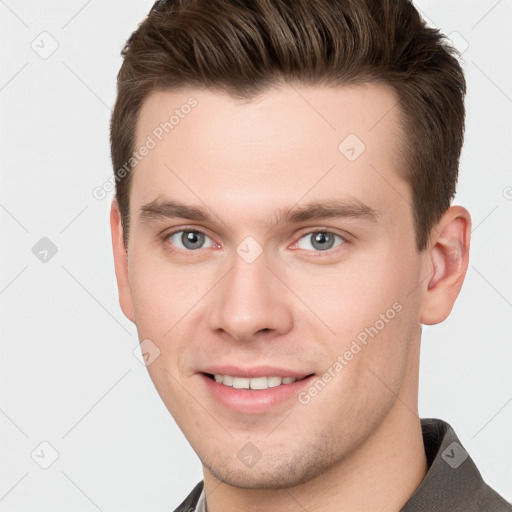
[199, 373, 315, 414]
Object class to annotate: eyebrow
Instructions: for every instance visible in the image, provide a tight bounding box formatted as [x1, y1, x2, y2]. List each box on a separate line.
[139, 197, 379, 228]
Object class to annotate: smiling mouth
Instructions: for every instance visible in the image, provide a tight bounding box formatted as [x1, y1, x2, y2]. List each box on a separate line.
[203, 373, 314, 390]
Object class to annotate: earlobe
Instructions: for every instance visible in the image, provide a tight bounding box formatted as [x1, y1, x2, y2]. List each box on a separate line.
[110, 199, 135, 323]
[419, 206, 471, 325]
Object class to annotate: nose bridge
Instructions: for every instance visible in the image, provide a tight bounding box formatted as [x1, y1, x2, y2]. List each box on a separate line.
[206, 247, 292, 341]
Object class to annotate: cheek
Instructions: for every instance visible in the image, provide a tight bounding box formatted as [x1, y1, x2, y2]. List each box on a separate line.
[296, 296, 416, 435]
[127, 252, 220, 387]
[292, 253, 421, 403]
[289, 258, 412, 339]
[128, 248, 204, 337]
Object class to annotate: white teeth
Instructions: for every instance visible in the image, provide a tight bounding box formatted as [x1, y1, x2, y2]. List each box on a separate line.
[212, 374, 298, 389]
[267, 376, 282, 388]
[249, 377, 268, 390]
[232, 377, 250, 389]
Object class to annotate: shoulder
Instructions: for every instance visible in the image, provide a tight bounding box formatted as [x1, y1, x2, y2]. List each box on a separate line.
[401, 418, 512, 511]
[172, 480, 204, 512]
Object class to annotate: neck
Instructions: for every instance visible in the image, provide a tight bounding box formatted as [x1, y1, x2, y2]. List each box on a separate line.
[203, 336, 427, 512]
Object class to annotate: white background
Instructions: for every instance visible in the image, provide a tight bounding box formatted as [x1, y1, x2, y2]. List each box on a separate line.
[0, 0, 511, 510]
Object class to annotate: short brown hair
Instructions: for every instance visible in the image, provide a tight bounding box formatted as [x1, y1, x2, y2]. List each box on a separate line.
[110, 0, 466, 251]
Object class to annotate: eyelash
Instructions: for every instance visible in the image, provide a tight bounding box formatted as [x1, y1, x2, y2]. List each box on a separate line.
[160, 226, 349, 257]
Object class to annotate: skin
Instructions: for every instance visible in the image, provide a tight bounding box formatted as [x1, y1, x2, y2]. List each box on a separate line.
[111, 83, 471, 512]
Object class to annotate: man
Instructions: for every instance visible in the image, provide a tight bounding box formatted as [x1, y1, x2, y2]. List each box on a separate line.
[109, 0, 511, 510]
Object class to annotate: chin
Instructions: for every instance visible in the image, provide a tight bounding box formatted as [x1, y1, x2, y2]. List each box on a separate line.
[202, 449, 334, 490]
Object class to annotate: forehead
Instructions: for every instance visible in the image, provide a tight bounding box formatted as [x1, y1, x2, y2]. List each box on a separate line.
[130, 83, 410, 228]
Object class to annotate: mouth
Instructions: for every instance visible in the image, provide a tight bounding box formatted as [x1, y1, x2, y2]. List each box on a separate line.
[199, 370, 316, 414]
[203, 372, 313, 390]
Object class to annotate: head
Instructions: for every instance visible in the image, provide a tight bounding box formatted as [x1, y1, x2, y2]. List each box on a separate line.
[110, 0, 471, 489]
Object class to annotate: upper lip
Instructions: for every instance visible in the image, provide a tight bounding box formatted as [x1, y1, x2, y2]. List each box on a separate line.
[200, 365, 313, 379]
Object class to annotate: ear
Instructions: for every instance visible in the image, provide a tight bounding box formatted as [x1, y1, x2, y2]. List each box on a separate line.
[419, 205, 471, 325]
[110, 199, 135, 323]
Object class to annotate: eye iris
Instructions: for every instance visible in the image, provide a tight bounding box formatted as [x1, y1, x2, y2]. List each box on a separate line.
[182, 231, 204, 249]
[312, 232, 335, 250]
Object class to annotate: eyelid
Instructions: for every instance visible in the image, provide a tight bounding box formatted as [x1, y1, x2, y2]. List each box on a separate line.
[162, 225, 215, 239]
[293, 226, 351, 242]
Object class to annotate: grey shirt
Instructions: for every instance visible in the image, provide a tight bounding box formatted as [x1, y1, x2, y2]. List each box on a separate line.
[172, 418, 511, 511]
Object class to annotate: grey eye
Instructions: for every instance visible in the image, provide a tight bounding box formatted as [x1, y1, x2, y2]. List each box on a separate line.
[297, 232, 344, 251]
[168, 230, 213, 250]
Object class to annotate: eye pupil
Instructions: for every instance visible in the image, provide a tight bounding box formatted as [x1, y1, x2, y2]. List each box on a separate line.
[312, 232, 335, 250]
[182, 230, 204, 249]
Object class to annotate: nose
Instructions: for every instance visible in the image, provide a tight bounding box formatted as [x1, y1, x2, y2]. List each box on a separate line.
[206, 249, 294, 343]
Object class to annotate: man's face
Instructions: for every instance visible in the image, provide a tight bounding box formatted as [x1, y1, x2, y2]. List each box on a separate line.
[118, 83, 428, 488]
